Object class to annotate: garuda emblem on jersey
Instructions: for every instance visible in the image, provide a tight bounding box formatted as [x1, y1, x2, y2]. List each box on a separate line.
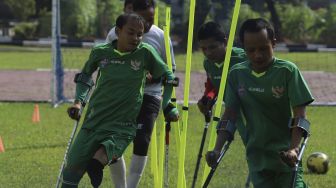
[100, 58, 109, 68]
[272, 86, 284, 98]
[130, 60, 141, 71]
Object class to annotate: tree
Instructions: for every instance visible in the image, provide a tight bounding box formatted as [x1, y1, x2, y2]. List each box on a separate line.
[176, 0, 211, 51]
[96, 0, 123, 38]
[61, 0, 97, 39]
[3, 0, 35, 20]
[265, 0, 283, 41]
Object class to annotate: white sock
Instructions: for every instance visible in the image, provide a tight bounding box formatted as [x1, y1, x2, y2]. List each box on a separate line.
[109, 156, 127, 188]
[127, 154, 148, 188]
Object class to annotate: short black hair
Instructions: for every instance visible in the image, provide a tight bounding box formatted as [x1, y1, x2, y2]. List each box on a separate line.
[124, 0, 133, 8]
[116, 13, 144, 29]
[197, 21, 226, 43]
[132, 0, 155, 12]
[239, 18, 275, 45]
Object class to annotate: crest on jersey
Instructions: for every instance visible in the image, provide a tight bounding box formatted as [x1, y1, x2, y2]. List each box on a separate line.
[272, 86, 285, 98]
[100, 58, 109, 68]
[130, 60, 141, 71]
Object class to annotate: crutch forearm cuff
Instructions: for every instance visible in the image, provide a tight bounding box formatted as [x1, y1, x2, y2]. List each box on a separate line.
[288, 117, 310, 137]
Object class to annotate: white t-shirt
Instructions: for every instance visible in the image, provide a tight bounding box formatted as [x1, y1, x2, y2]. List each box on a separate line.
[106, 25, 176, 97]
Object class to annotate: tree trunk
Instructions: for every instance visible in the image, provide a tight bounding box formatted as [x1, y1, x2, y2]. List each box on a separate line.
[265, 0, 283, 41]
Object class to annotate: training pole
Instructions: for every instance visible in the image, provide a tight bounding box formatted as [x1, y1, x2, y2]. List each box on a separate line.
[150, 6, 160, 188]
[177, 0, 196, 187]
[201, 0, 241, 184]
[163, 6, 183, 188]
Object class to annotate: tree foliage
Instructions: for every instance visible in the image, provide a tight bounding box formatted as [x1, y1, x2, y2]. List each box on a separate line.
[60, 0, 97, 39]
[3, 0, 35, 20]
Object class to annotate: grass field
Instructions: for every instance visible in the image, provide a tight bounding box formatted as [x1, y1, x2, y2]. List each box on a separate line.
[1, 45, 336, 72]
[0, 103, 335, 187]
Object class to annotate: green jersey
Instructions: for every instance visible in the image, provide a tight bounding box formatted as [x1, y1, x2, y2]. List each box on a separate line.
[203, 47, 247, 89]
[75, 41, 172, 133]
[225, 58, 314, 172]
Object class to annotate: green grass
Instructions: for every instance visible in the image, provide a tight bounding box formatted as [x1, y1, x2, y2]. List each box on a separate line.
[1, 45, 336, 72]
[0, 103, 335, 187]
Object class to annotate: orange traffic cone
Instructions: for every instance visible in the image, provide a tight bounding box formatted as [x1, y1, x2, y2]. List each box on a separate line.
[32, 104, 40, 123]
[0, 136, 4, 153]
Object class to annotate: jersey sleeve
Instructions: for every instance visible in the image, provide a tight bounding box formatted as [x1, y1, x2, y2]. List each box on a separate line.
[145, 45, 171, 79]
[204, 77, 217, 100]
[224, 70, 240, 111]
[75, 48, 100, 102]
[287, 66, 314, 107]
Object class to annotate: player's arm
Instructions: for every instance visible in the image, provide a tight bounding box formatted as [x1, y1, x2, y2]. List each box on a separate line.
[206, 107, 238, 167]
[280, 105, 310, 167]
[280, 65, 314, 166]
[68, 48, 99, 120]
[146, 45, 179, 122]
[198, 77, 217, 114]
[205, 73, 239, 167]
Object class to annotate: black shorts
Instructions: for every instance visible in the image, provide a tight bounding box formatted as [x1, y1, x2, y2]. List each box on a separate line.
[133, 94, 161, 156]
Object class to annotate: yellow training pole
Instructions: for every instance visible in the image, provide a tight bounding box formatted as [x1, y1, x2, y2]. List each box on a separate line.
[163, 6, 181, 151]
[178, 0, 196, 187]
[163, 6, 184, 187]
[150, 5, 160, 188]
[158, 115, 165, 188]
[201, 0, 241, 185]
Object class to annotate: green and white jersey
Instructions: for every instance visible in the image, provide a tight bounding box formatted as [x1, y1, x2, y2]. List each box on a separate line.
[225, 58, 314, 172]
[75, 41, 172, 133]
[203, 47, 247, 90]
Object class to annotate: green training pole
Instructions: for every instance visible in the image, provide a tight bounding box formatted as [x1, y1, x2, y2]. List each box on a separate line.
[201, 0, 241, 185]
[150, 6, 160, 187]
[178, 0, 196, 187]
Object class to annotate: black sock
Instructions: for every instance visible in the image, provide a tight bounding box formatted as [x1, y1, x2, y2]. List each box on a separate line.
[86, 159, 104, 188]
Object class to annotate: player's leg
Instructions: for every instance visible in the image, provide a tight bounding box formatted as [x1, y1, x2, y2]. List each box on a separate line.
[128, 95, 161, 188]
[86, 147, 108, 188]
[101, 129, 136, 187]
[61, 129, 99, 188]
[249, 169, 277, 188]
[109, 156, 127, 188]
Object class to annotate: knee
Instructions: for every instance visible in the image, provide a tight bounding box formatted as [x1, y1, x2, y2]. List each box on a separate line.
[93, 146, 108, 165]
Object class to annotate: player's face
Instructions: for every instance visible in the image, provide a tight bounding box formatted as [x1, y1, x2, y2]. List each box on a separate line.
[199, 38, 226, 62]
[135, 7, 154, 33]
[243, 29, 275, 72]
[116, 19, 144, 52]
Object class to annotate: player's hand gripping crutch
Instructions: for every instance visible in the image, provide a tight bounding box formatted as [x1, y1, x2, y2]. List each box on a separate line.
[191, 110, 212, 188]
[164, 121, 171, 188]
[280, 118, 310, 188]
[203, 129, 234, 188]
